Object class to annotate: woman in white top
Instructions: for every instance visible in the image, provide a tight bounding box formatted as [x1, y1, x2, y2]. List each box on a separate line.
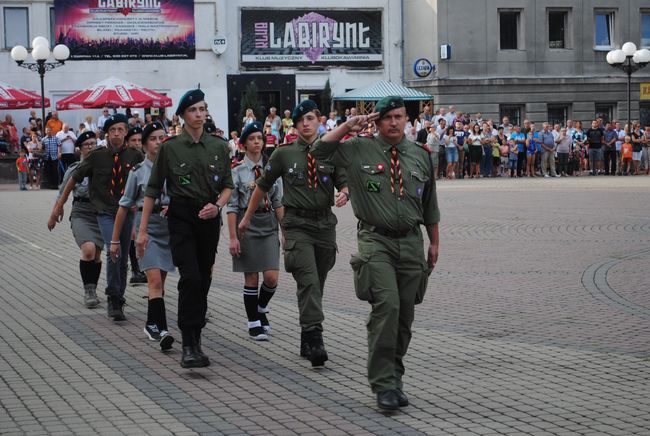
[467, 124, 483, 178]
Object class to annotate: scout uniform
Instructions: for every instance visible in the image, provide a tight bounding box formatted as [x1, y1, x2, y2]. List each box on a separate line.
[125, 126, 147, 285]
[145, 89, 233, 368]
[57, 131, 104, 308]
[313, 96, 440, 409]
[256, 100, 346, 367]
[227, 122, 283, 340]
[72, 114, 143, 320]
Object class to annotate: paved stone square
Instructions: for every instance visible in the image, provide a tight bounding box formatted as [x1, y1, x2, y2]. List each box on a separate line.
[0, 176, 649, 435]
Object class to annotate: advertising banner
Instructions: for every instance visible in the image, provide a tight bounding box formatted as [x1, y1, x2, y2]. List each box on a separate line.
[241, 9, 382, 68]
[54, 0, 195, 60]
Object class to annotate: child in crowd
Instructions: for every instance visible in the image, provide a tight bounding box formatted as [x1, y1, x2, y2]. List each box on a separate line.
[620, 136, 633, 176]
[16, 149, 29, 191]
[508, 139, 518, 178]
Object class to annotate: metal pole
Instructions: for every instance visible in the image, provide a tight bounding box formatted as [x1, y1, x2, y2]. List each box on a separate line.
[627, 58, 632, 132]
[39, 61, 46, 125]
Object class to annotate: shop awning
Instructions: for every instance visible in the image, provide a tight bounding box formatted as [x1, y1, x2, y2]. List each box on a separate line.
[333, 80, 433, 101]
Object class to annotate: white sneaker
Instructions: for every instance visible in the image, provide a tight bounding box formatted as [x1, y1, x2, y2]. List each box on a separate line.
[544, 174, 550, 178]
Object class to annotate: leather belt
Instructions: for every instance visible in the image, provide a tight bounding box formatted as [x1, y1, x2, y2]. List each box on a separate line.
[73, 197, 90, 203]
[170, 197, 213, 208]
[358, 221, 414, 239]
[254, 208, 271, 214]
[285, 207, 330, 219]
[137, 205, 163, 213]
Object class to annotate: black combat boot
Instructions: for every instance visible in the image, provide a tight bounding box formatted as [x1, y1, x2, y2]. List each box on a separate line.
[307, 331, 328, 367]
[300, 330, 311, 359]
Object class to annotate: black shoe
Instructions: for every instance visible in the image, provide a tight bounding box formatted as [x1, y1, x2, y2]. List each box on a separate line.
[307, 331, 328, 367]
[107, 297, 126, 321]
[130, 271, 147, 284]
[300, 331, 311, 359]
[180, 346, 208, 368]
[376, 390, 400, 411]
[159, 330, 174, 351]
[249, 326, 268, 341]
[194, 330, 210, 366]
[144, 324, 162, 341]
[396, 389, 409, 407]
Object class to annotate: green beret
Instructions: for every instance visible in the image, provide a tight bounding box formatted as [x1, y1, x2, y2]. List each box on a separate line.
[239, 121, 264, 145]
[292, 100, 318, 124]
[374, 96, 404, 119]
[142, 122, 164, 144]
[125, 126, 142, 140]
[102, 113, 129, 133]
[75, 131, 96, 147]
[176, 89, 205, 116]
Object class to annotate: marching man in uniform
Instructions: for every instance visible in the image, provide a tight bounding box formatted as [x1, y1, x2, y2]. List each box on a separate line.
[138, 90, 233, 368]
[238, 100, 349, 368]
[314, 96, 440, 411]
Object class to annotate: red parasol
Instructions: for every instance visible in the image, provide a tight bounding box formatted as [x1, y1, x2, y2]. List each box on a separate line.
[0, 81, 51, 109]
[56, 76, 172, 110]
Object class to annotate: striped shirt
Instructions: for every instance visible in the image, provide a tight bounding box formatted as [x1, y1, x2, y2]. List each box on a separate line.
[42, 135, 60, 160]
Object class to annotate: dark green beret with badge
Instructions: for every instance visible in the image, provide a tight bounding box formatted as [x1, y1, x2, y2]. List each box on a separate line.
[75, 130, 96, 147]
[125, 126, 142, 140]
[142, 122, 164, 144]
[291, 99, 318, 124]
[240, 121, 264, 145]
[102, 113, 129, 133]
[176, 89, 205, 116]
[374, 96, 404, 119]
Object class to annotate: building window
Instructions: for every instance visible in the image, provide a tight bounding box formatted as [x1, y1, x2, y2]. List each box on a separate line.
[642, 12, 650, 47]
[499, 10, 521, 50]
[595, 103, 615, 123]
[640, 103, 650, 127]
[3, 7, 29, 49]
[500, 104, 524, 127]
[548, 105, 570, 126]
[548, 10, 568, 49]
[594, 11, 615, 49]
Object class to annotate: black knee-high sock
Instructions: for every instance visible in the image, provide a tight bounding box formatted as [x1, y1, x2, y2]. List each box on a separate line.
[258, 282, 277, 310]
[150, 298, 167, 330]
[146, 298, 155, 325]
[129, 240, 140, 273]
[243, 286, 259, 322]
[91, 261, 102, 285]
[79, 260, 96, 285]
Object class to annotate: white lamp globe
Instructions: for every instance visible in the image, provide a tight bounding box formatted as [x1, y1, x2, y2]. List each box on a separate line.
[606, 50, 616, 64]
[622, 42, 637, 57]
[10, 45, 28, 62]
[633, 48, 650, 64]
[32, 44, 50, 61]
[31, 36, 49, 49]
[53, 44, 70, 61]
[609, 49, 626, 65]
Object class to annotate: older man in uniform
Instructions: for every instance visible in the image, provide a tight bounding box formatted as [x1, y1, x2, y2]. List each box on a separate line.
[314, 96, 440, 411]
[138, 89, 233, 369]
[238, 100, 349, 368]
[52, 114, 143, 321]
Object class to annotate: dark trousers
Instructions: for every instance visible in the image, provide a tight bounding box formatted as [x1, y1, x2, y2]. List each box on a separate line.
[557, 152, 569, 175]
[167, 198, 220, 333]
[516, 151, 526, 176]
[41, 159, 59, 189]
[603, 148, 617, 175]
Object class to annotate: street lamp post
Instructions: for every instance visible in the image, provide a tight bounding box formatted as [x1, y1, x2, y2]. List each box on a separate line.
[606, 42, 650, 132]
[10, 37, 70, 124]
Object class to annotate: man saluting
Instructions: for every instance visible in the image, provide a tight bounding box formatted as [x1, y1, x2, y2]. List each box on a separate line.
[313, 96, 440, 411]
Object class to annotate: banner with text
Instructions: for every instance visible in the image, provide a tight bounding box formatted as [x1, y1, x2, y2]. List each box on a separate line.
[54, 0, 195, 60]
[240, 9, 382, 68]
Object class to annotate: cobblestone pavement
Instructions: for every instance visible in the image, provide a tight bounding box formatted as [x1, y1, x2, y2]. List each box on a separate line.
[1, 176, 649, 435]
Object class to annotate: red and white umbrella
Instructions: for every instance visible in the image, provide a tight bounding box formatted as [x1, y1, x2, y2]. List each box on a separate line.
[0, 81, 50, 109]
[56, 76, 172, 110]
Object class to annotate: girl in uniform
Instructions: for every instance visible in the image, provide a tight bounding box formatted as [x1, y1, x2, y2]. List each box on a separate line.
[110, 123, 175, 351]
[227, 122, 284, 341]
[47, 131, 103, 308]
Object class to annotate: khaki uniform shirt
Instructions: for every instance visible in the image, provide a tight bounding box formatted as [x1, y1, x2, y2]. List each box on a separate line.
[256, 137, 346, 210]
[145, 130, 234, 204]
[72, 145, 143, 215]
[313, 135, 440, 232]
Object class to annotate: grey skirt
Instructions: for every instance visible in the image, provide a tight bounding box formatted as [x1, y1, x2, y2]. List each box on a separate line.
[134, 212, 175, 273]
[233, 211, 280, 273]
[70, 202, 104, 249]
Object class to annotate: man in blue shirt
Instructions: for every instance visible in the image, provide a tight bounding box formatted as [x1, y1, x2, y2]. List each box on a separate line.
[509, 125, 527, 177]
[540, 123, 558, 177]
